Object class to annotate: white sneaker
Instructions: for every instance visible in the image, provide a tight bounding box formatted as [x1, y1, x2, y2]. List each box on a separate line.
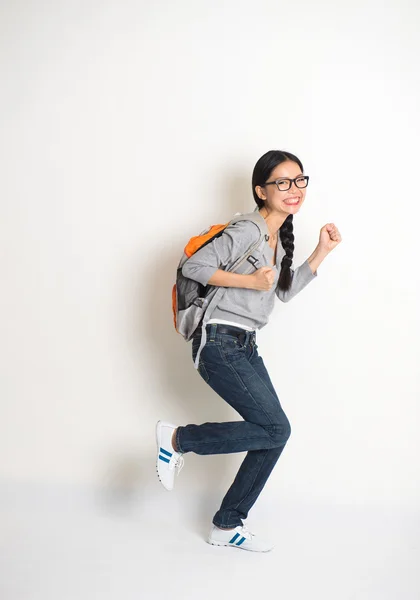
[207, 524, 275, 552]
[155, 420, 185, 491]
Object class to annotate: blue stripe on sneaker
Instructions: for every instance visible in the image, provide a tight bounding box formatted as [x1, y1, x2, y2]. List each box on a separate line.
[229, 533, 240, 544]
[236, 536, 246, 546]
[160, 447, 172, 457]
[159, 455, 170, 463]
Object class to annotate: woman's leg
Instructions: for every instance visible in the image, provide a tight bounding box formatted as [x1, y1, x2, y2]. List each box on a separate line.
[213, 344, 290, 528]
[176, 332, 290, 455]
[177, 326, 291, 529]
[212, 445, 286, 528]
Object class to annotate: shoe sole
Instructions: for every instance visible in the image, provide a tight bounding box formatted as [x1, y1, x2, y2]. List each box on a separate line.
[155, 420, 173, 491]
[206, 539, 274, 552]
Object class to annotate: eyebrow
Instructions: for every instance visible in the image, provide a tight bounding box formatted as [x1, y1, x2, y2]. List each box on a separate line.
[275, 174, 305, 179]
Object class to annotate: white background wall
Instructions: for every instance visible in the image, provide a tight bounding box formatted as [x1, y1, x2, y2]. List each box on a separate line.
[1, 0, 419, 514]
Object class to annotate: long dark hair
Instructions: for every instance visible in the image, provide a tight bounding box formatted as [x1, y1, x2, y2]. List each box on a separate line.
[252, 150, 304, 292]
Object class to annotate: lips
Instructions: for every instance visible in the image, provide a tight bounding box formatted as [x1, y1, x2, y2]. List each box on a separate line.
[285, 197, 300, 205]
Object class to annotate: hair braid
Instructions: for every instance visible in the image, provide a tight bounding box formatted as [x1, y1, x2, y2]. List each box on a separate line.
[278, 214, 294, 291]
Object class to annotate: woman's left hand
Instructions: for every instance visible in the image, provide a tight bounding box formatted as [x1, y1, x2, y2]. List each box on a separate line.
[318, 223, 342, 254]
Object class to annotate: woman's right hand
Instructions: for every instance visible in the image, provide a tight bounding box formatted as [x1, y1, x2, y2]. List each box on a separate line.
[249, 266, 276, 291]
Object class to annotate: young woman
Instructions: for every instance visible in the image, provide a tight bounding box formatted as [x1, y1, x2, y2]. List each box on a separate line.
[156, 150, 342, 552]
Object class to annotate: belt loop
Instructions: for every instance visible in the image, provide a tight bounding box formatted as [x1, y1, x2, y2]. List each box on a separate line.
[209, 323, 217, 341]
[249, 330, 255, 346]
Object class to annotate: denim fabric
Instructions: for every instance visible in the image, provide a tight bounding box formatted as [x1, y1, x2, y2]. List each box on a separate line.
[176, 323, 291, 529]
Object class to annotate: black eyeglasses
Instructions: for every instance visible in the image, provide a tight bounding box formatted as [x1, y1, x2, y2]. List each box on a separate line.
[264, 175, 309, 192]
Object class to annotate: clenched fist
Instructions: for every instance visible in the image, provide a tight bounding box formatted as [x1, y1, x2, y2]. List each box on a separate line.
[250, 266, 276, 291]
[319, 223, 342, 254]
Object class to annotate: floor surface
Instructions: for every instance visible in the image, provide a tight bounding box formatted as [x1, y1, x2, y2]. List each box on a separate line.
[0, 481, 418, 600]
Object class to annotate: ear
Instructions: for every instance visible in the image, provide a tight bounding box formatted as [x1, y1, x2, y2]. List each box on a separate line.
[255, 185, 266, 201]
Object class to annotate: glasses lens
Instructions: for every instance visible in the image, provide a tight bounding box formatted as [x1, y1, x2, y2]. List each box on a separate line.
[295, 176, 308, 188]
[277, 180, 291, 191]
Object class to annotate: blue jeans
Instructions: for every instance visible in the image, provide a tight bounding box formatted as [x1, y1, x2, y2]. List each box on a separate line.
[176, 323, 291, 529]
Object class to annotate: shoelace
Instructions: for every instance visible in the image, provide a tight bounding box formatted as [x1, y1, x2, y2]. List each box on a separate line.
[169, 453, 185, 475]
[240, 525, 255, 539]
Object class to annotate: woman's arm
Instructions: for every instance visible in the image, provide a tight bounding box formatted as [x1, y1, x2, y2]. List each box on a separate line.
[307, 245, 329, 274]
[207, 267, 274, 291]
[275, 254, 320, 302]
[206, 269, 256, 289]
[181, 220, 261, 287]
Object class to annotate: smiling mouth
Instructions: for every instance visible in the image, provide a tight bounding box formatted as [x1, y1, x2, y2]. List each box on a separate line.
[284, 197, 300, 205]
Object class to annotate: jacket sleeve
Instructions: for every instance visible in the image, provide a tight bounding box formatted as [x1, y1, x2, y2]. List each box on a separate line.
[181, 220, 260, 286]
[275, 259, 318, 302]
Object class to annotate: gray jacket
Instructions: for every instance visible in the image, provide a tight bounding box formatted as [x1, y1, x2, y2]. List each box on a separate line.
[182, 209, 318, 368]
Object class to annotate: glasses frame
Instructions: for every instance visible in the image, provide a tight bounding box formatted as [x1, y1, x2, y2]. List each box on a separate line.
[264, 175, 310, 192]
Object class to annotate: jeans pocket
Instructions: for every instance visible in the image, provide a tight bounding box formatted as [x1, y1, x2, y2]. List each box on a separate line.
[220, 335, 246, 359]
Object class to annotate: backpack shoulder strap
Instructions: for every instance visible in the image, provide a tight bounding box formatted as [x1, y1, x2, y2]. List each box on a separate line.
[227, 207, 269, 239]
